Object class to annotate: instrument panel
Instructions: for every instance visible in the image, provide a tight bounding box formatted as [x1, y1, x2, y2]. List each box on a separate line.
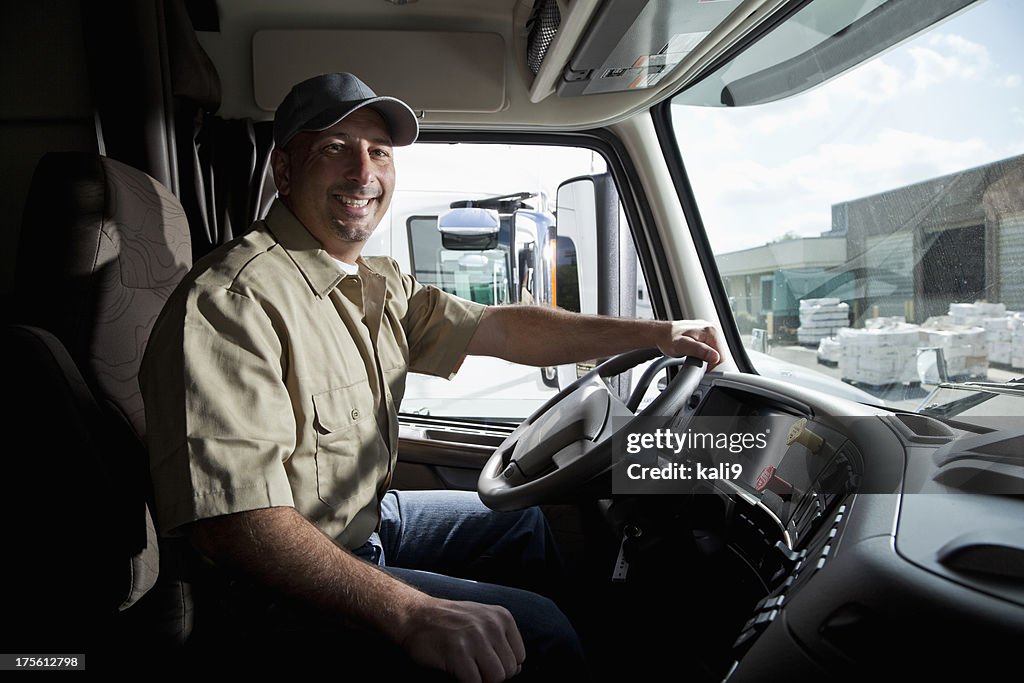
[656, 371, 1024, 681]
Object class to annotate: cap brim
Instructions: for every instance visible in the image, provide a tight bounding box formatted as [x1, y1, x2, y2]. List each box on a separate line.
[288, 96, 419, 147]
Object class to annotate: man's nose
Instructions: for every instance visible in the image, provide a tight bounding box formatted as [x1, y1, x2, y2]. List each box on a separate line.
[346, 147, 374, 186]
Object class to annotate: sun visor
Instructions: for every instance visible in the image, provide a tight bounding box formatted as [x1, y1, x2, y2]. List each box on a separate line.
[557, 0, 738, 96]
[253, 30, 506, 115]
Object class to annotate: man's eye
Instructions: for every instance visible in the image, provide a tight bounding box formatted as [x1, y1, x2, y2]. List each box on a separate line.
[371, 149, 392, 159]
[324, 143, 346, 154]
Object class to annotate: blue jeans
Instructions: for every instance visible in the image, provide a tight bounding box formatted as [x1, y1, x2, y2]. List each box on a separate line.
[353, 490, 585, 679]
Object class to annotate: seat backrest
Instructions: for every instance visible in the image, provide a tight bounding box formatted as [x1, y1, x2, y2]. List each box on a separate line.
[14, 152, 193, 436]
[8, 152, 192, 650]
[3, 323, 161, 650]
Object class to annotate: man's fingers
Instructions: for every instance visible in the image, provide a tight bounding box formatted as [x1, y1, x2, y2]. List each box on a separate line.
[502, 614, 526, 678]
[475, 648, 508, 683]
[665, 321, 724, 368]
[504, 611, 526, 663]
[450, 658, 483, 683]
[480, 606, 523, 681]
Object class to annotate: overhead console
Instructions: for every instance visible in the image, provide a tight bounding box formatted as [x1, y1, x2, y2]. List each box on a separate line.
[554, 0, 738, 96]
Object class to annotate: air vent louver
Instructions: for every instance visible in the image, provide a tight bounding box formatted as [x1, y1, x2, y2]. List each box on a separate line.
[527, 0, 561, 75]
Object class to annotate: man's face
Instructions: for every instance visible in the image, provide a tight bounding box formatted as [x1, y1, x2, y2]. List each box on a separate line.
[272, 108, 395, 255]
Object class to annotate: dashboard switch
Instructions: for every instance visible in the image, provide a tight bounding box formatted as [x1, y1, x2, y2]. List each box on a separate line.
[774, 540, 805, 564]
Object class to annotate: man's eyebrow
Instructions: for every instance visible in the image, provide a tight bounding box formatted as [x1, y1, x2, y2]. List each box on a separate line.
[323, 131, 394, 146]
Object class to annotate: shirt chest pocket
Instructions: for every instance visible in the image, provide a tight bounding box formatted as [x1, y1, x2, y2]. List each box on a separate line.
[311, 381, 381, 508]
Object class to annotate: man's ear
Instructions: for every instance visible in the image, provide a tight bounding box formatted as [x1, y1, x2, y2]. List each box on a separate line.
[271, 148, 291, 197]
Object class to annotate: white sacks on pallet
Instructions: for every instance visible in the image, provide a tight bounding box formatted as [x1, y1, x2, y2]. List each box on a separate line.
[949, 301, 1006, 327]
[919, 326, 988, 379]
[838, 324, 921, 386]
[816, 336, 841, 364]
[1012, 315, 1024, 369]
[982, 315, 1019, 365]
[798, 298, 850, 345]
[947, 302, 1018, 367]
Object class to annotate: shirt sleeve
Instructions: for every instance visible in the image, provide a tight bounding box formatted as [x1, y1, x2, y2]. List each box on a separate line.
[396, 260, 487, 379]
[141, 283, 296, 536]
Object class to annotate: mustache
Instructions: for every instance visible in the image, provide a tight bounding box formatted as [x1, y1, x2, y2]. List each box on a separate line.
[330, 183, 380, 199]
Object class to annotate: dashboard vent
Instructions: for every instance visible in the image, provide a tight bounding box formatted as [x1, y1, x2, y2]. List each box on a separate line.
[527, 0, 561, 75]
[889, 413, 955, 444]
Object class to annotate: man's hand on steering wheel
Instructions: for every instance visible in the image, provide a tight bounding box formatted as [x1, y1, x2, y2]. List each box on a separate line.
[658, 320, 724, 369]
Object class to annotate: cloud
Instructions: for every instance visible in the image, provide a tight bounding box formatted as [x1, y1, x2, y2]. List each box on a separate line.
[908, 33, 1021, 90]
[830, 59, 904, 104]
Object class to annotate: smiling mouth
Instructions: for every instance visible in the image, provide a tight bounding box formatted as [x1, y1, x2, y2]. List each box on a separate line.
[334, 194, 373, 207]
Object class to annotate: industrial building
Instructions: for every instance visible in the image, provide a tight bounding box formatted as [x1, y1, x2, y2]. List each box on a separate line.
[717, 153, 1024, 341]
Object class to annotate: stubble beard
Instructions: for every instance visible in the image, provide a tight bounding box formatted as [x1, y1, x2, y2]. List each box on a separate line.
[329, 219, 374, 243]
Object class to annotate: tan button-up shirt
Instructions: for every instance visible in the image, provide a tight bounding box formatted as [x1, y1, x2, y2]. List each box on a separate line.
[141, 201, 486, 548]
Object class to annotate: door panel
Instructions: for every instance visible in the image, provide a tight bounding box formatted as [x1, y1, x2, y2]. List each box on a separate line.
[395, 417, 515, 490]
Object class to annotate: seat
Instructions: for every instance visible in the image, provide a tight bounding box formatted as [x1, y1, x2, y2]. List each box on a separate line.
[4, 152, 193, 660]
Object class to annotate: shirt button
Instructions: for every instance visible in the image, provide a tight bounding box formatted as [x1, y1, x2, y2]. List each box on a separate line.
[351, 408, 360, 420]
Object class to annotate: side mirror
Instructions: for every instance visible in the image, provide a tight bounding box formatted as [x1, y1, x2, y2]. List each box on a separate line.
[437, 207, 500, 250]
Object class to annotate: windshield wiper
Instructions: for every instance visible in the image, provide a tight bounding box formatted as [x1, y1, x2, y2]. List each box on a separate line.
[939, 378, 1024, 396]
[919, 378, 1024, 418]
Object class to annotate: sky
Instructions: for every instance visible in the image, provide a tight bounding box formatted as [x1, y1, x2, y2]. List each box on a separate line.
[670, 0, 1024, 254]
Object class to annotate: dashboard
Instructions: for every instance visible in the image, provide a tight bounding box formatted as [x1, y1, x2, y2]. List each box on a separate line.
[618, 370, 1024, 680]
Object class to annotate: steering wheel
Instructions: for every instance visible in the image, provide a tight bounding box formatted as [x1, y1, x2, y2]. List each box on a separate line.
[478, 348, 707, 511]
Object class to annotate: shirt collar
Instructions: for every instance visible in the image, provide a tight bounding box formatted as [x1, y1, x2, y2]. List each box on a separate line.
[262, 200, 384, 297]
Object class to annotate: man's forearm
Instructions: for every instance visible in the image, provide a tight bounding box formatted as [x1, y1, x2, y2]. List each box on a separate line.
[466, 305, 722, 367]
[189, 506, 424, 643]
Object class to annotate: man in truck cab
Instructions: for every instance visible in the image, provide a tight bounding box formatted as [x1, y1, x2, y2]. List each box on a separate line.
[140, 72, 723, 681]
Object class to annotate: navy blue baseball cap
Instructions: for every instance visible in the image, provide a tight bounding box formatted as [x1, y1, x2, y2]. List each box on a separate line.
[273, 72, 419, 148]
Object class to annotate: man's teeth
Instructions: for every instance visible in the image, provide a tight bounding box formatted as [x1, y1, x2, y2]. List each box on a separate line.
[336, 196, 370, 207]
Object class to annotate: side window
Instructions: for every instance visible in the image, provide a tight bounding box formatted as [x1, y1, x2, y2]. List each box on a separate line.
[361, 143, 647, 421]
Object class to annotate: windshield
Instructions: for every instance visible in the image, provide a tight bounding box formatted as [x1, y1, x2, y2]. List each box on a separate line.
[670, 0, 1024, 415]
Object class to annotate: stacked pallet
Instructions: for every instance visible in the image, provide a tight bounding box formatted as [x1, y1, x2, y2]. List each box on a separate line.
[982, 315, 1017, 365]
[918, 324, 988, 380]
[1013, 316, 1024, 368]
[838, 322, 921, 386]
[797, 298, 850, 345]
[945, 302, 1021, 368]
